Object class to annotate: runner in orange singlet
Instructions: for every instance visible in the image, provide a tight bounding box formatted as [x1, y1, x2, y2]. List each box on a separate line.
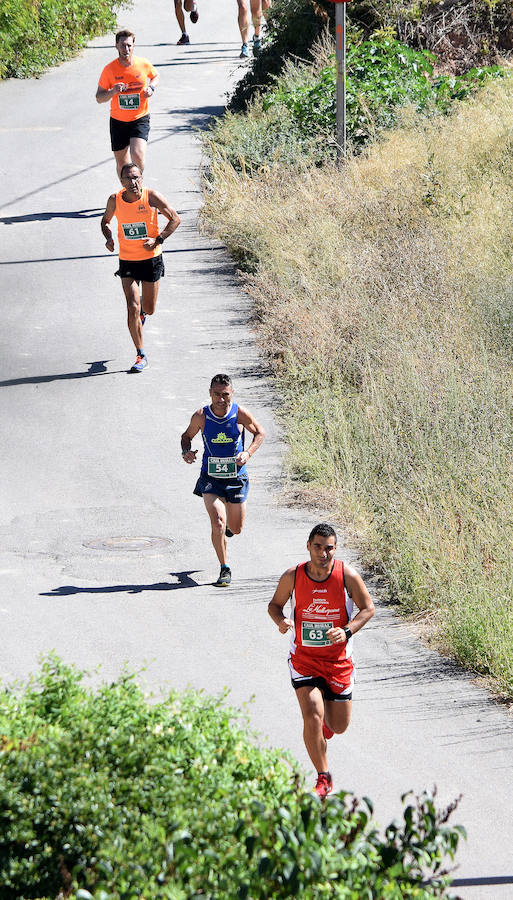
[100, 164, 181, 373]
[96, 29, 159, 178]
[268, 523, 374, 797]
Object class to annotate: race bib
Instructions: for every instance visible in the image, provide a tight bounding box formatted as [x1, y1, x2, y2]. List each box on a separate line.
[208, 457, 237, 478]
[122, 222, 148, 240]
[119, 93, 140, 109]
[301, 621, 334, 647]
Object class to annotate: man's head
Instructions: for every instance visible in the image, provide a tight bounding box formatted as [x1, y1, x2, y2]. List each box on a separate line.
[209, 374, 234, 416]
[307, 523, 337, 569]
[308, 523, 337, 545]
[120, 164, 143, 197]
[116, 29, 135, 61]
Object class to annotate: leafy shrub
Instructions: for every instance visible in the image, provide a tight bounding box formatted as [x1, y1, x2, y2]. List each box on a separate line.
[0, 656, 465, 898]
[209, 30, 504, 173]
[264, 34, 503, 148]
[0, 0, 128, 79]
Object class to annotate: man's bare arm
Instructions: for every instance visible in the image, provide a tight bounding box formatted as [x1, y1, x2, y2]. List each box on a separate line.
[96, 83, 124, 103]
[236, 406, 265, 466]
[181, 410, 204, 463]
[101, 194, 117, 252]
[144, 191, 181, 250]
[268, 568, 295, 634]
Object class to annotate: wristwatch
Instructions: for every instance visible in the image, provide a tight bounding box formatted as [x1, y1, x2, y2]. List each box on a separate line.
[155, 235, 164, 245]
[343, 627, 352, 642]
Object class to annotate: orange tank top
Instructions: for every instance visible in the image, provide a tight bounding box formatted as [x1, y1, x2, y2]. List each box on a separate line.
[289, 560, 353, 665]
[115, 187, 161, 261]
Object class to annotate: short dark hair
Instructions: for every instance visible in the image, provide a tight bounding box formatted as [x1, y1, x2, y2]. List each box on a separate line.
[116, 29, 135, 43]
[210, 374, 232, 389]
[308, 523, 337, 544]
[120, 163, 142, 179]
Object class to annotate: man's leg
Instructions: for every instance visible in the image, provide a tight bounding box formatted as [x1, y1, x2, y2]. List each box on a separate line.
[140, 279, 160, 318]
[184, 0, 198, 19]
[323, 698, 352, 735]
[203, 493, 228, 565]
[121, 277, 143, 350]
[174, 0, 186, 33]
[225, 500, 246, 536]
[250, 0, 263, 37]
[236, 0, 250, 47]
[129, 137, 147, 174]
[295, 686, 328, 774]
[114, 146, 131, 181]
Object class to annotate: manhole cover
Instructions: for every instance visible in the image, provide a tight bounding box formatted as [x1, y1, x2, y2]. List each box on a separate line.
[85, 536, 172, 552]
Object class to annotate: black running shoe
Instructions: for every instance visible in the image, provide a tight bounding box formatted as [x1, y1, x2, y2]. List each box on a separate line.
[190, 4, 199, 23]
[225, 527, 234, 538]
[214, 565, 231, 587]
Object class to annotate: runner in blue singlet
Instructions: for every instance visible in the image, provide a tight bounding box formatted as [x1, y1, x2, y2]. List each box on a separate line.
[181, 374, 265, 586]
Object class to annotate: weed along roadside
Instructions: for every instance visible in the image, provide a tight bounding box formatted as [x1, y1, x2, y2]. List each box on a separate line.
[202, 25, 513, 695]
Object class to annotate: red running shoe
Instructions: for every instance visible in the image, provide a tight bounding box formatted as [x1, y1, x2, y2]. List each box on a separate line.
[322, 720, 334, 740]
[314, 772, 333, 798]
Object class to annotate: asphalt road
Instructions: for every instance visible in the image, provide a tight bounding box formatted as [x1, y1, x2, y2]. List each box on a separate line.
[1, 1, 512, 896]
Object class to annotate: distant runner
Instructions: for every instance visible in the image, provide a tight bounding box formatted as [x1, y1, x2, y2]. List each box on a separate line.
[268, 523, 375, 797]
[236, 0, 271, 58]
[100, 163, 180, 373]
[174, 0, 199, 45]
[181, 374, 265, 586]
[96, 29, 159, 178]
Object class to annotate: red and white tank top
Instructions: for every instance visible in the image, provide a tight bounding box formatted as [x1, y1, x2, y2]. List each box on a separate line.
[289, 559, 353, 667]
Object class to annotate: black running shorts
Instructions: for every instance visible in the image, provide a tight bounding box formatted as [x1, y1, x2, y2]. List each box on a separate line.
[115, 254, 164, 283]
[109, 114, 150, 151]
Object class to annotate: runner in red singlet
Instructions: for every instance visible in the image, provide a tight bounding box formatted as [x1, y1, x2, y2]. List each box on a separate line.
[268, 523, 374, 798]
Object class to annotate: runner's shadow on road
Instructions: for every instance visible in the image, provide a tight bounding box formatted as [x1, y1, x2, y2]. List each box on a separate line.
[450, 876, 513, 888]
[0, 209, 103, 225]
[0, 361, 125, 387]
[39, 571, 201, 597]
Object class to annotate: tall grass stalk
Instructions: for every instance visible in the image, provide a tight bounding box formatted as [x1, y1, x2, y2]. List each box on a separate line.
[203, 77, 513, 696]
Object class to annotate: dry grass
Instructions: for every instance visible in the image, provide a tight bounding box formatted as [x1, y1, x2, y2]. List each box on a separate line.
[202, 76, 513, 696]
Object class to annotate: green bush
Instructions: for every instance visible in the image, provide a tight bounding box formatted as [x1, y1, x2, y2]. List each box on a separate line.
[209, 30, 504, 173]
[0, 656, 465, 898]
[264, 34, 503, 148]
[0, 0, 128, 79]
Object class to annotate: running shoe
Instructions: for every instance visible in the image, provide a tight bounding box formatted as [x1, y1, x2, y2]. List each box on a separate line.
[252, 37, 262, 56]
[140, 310, 146, 326]
[322, 721, 334, 740]
[177, 33, 190, 44]
[314, 772, 333, 798]
[190, 4, 199, 23]
[225, 527, 234, 538]
[240, 43, 249, 59]
[214, 565, 231, 587]
[130, 353, 148, 373]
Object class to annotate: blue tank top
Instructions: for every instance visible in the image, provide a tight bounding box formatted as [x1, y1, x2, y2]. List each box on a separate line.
[201, 403, 246, 476]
